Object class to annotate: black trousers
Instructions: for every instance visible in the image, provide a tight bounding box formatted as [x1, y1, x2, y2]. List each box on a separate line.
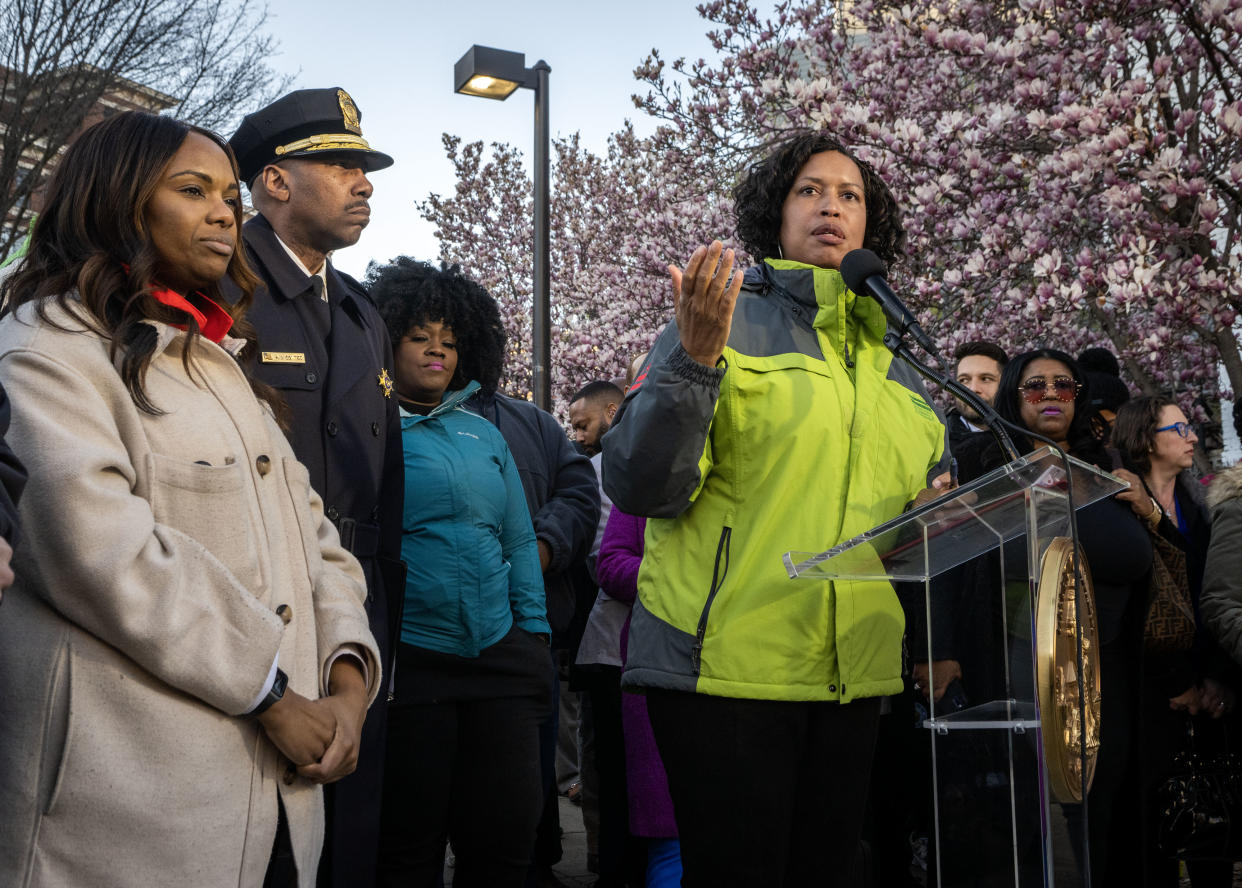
[377, 694, 546, 888]
[647, 690, 881, 888]
[580, 665, 643, 885]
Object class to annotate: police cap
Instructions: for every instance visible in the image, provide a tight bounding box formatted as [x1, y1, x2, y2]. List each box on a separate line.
[229, 87, 394, 184]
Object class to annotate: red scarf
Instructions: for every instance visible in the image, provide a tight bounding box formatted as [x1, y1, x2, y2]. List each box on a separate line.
[149, 287, 233, 343]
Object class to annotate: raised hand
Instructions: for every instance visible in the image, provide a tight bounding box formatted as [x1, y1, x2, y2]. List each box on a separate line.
[671, 241, 744, 367]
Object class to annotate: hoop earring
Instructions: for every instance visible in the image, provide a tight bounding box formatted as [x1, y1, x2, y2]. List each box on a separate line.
[777, 244, 784, 259]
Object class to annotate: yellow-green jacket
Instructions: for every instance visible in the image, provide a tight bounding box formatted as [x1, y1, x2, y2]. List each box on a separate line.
[602, 260, 947, 703]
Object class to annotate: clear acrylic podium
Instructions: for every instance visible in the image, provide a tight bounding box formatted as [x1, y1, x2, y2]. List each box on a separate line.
[785, 447, 1127, 886]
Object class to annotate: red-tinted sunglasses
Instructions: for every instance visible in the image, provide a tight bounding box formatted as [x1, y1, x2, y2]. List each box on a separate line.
[1020, 376, 1081, 403]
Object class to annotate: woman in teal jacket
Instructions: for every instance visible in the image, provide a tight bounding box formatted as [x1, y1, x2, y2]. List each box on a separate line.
[372, 258, 552, 888]
[602, 132, 947, 887]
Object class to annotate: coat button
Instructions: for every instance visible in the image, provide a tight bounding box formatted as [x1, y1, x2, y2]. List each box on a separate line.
[829, 684, 837, 693]
[305, 371, 318, 384]
[275, 604, 292, 624]
[327, 506, 340, 522]
[371, 421, 380, 437]
[326, 420, 339, 437]
[255, 455, 271, 476]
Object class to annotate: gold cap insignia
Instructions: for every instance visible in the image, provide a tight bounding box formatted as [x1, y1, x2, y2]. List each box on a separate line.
[378, 368, 393, 399]
[338, 89, 362, 135]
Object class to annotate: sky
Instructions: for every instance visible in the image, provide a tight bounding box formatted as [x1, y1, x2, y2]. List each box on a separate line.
[258, 0, 723, 279]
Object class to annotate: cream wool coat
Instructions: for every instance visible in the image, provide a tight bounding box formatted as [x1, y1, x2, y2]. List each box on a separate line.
[0, 300, 381, 888]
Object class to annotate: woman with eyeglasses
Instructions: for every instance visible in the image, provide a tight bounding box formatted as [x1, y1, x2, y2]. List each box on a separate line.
[1110, 396, 1234, 887]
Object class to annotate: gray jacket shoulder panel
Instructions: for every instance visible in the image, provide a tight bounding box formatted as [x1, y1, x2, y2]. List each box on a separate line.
[727, 286, 822, 360]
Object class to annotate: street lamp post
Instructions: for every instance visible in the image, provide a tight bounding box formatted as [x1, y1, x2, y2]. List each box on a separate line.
[454, 45, 552, 412]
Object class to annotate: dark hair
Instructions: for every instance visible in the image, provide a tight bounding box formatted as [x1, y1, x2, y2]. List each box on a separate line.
[1077, 346, 1121, 377]
[733, 131, 906, 266]
[570, 380, 623, 408]
[1113, 395, 1180, 477]
[1085, 372, 1130, 412]
[0, 111, 268, 415]
[367, 257, 506, 394]
[953, 340, 1009, 368]
[993, 348, 1107, 464]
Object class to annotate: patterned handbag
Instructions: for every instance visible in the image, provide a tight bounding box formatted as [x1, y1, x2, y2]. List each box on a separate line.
[1143, 529, 1196, 654]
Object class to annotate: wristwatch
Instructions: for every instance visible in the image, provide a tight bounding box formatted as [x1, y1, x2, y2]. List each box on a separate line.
[251, 668, 288, 716]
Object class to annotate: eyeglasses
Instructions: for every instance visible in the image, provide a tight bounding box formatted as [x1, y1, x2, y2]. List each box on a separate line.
[1019, 376, 1081, 403]
[1156, 422, 1194, 439]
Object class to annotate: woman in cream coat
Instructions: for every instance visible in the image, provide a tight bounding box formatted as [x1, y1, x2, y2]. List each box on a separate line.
[0, 111, 380, 887]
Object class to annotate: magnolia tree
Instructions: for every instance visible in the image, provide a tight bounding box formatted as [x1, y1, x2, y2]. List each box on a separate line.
[424, 0, 1242, 436]
[420, 128, 731, 405]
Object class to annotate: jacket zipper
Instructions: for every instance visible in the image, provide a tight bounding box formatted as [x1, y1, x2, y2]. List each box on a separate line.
[692, 526, 732, 674]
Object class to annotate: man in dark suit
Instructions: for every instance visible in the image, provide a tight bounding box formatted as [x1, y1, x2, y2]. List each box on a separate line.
[228, 88, 404, 888]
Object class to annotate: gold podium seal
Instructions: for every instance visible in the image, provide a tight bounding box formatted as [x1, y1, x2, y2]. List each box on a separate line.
[1036, 537, 1101, 803]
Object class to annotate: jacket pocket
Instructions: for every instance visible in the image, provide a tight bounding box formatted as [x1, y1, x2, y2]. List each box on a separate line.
[148, 454, 264, 592]
[692, 525, 732, 675]
[40, 641, 73, 816]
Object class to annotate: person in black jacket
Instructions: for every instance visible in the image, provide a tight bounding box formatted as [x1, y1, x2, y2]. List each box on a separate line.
[227, 87, 405, 888]
[0, 380, 25, 596]
[944, 340, 1008, 446]
[468, 388, 599, 886]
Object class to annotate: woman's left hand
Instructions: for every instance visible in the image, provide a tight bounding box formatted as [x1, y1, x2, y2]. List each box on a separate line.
[909, 472, 957, 509]
[1200, 677, 1235, 719]
[298, 659, 370, 784]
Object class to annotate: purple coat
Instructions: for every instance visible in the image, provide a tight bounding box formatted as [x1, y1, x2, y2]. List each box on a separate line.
[597, 508, 677, 838]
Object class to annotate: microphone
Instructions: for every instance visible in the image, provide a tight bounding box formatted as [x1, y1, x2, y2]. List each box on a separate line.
[839, 249, 938, 356]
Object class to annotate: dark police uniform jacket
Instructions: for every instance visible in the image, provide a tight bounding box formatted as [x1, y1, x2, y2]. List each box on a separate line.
[234, 213, 404, 887]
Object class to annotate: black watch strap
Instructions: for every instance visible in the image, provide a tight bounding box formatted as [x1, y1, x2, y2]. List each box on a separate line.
[250, 667, 288, 716]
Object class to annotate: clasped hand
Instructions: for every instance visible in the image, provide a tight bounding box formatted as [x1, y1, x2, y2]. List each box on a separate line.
[256, 659, 369, 784]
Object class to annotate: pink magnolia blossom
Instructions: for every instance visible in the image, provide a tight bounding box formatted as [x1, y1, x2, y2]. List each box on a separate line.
[423, 0, 1242, 454]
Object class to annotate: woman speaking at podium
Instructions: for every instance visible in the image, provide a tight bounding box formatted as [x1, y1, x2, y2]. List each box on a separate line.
[601, 131, 948, 887]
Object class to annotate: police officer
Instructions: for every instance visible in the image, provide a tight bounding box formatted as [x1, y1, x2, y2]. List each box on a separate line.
[228, 88, 404, 888]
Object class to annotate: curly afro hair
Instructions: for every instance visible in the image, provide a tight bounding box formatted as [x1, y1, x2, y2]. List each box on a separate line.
[733, 131, 906, 267]
[366, 257, 507, 395]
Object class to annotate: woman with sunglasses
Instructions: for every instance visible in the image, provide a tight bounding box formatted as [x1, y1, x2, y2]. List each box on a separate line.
[1110, 396, 1234, 886]
[951, 348, 1162, 885]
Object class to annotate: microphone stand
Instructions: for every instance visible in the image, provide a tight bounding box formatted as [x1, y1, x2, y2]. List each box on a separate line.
[880, 327, 1094, 886]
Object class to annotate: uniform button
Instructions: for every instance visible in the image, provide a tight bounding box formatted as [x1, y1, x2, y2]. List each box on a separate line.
[305, 371, 318, 384]
[327, 506, 340, 522]
[371, 421, 380, 437]
[326, 421, 339, 437]
[829, 684, 837, 693]
[255, 455, 271, 476]
[275, 604, 292, 624]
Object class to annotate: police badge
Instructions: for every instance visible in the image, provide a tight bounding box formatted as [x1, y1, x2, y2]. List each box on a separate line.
[338, 89, 362, 135]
